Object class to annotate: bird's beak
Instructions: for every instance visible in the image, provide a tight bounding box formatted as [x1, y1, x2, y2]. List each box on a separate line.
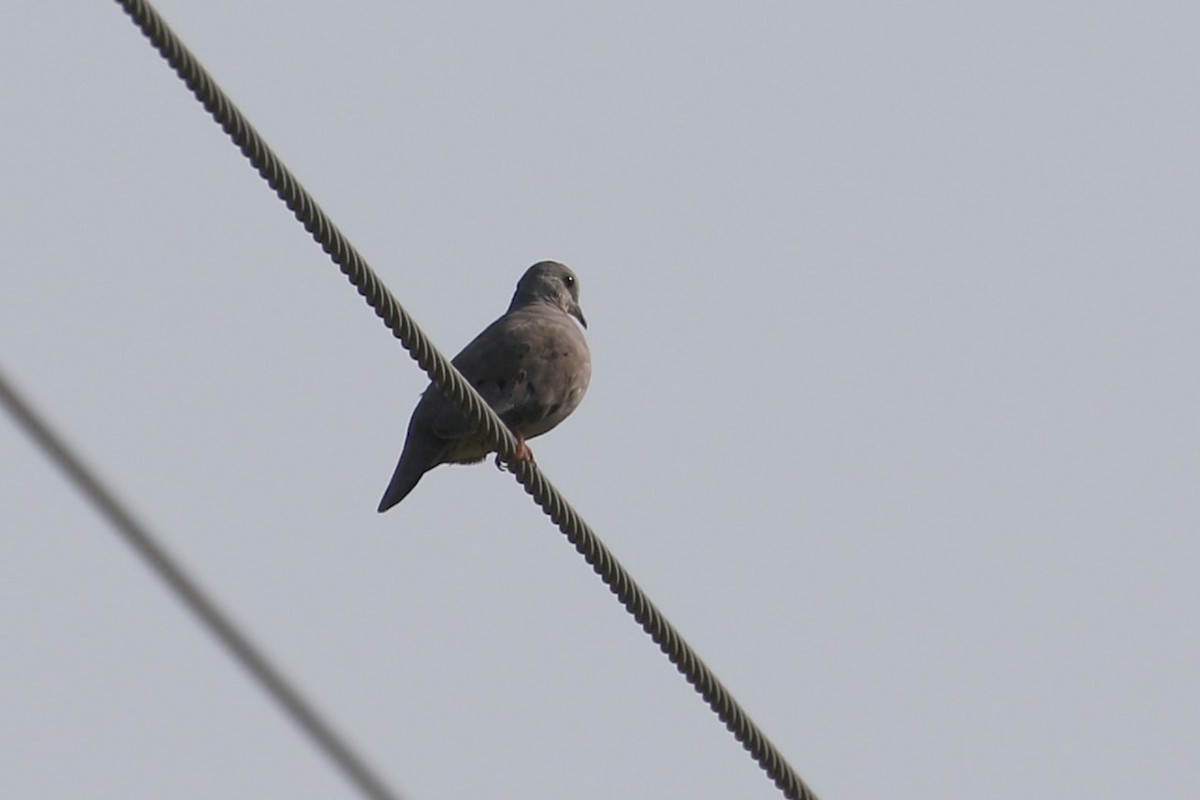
[570, 303, 588, 329]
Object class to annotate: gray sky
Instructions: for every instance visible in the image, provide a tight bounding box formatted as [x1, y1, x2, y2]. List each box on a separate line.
[2, 2, 1197, 798]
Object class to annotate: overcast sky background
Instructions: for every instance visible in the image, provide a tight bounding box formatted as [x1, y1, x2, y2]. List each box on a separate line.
[2, 2, 1197, 799]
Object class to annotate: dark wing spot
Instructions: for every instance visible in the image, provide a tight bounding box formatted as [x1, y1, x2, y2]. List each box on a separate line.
[526, 380, 537, 395]
[548, 403, 561, 415]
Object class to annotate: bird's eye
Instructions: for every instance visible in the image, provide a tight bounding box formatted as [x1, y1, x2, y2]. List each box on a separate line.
[564, 275, 575, 287]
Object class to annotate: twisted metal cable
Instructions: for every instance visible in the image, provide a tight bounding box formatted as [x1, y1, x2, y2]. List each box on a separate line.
[0, 368, 406, 800]
[113, 2, 820, 798]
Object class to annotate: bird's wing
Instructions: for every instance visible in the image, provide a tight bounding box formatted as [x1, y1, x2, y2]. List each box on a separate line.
[425, 313, 534, 439]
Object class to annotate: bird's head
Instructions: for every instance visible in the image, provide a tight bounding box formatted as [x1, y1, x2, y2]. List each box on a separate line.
[510, 260, 587, 329]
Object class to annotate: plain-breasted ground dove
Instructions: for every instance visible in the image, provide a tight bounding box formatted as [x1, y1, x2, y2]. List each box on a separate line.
[377, 261, 591, 511]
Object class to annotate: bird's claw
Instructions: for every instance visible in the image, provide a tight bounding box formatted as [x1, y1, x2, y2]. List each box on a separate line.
[494, 435, 534, 472]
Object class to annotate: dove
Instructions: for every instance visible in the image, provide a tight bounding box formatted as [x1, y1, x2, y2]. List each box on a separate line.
[377, 261, 591, 512]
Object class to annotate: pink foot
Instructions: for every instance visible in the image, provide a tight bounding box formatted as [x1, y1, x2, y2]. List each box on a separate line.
[494, 430, 535, 471]
[512, 430, 534, 462]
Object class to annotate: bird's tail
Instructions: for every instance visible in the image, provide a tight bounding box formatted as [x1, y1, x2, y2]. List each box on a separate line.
[377, 442, 433, 512]
[377, 463, 423, 512]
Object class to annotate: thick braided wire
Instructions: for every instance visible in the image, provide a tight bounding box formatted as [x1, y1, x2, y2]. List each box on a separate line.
[114, 2, 819, 798]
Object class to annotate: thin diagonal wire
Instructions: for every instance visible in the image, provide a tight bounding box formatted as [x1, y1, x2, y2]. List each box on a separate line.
[0, 368, 406, 800]
[113, 2, 819, 798]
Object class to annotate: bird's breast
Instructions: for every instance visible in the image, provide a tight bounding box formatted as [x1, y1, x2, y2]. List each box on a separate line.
[507, 320, 590, 439]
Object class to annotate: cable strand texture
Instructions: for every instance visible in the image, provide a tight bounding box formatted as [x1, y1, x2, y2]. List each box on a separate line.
[113, 2, 818, 798]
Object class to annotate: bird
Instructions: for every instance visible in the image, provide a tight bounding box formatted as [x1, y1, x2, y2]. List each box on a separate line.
[377, 260, 591, 512]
